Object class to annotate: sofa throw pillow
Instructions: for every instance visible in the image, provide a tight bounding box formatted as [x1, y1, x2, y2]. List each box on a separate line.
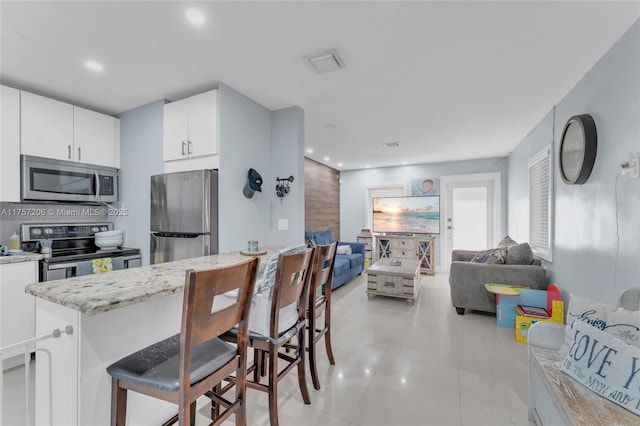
[336, 245, 352, 255]
[558, 295, 640, 358]
[505, 242, 534, 265]
[470, 248, 506, 264]
[498, 236, 518, 249]
[559, 320, 640, 416]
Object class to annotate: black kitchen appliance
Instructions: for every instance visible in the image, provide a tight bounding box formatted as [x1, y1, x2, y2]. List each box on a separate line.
[21, 222, 141, 281]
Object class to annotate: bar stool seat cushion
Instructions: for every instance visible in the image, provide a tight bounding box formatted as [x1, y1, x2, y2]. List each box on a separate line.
[106, 334, 236, 392]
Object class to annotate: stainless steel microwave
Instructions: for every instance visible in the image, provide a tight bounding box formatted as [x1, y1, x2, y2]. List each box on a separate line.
[21, 155, 118, 203]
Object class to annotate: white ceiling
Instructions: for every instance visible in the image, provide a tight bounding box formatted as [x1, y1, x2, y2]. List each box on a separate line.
[1, 1, 638, 170]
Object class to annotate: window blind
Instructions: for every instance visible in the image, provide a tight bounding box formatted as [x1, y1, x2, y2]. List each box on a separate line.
[528, 145, 552, 261]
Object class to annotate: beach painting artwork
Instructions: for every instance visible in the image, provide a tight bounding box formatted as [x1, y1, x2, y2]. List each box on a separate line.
[373, 196, 440, 234]
[411, 178, 439, 196]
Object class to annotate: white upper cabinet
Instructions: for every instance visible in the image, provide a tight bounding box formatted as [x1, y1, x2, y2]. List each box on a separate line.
[164, 89, 218, 163]
[0, 85, 21, 202]
[20, 91, 120, 168]
[21, 91, 74, 161]
[73, 106, 117, 168]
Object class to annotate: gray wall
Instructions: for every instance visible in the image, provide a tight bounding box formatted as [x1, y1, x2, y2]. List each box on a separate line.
[217, 83, 274, 252]
[508, 20, 640, 304]
[117, 100, 165, 265]
[340, 157, 509, 270]
[270, 106, 305, 246]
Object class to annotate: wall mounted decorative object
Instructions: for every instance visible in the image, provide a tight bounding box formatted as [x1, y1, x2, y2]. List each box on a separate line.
[276, 176, 294, 200]
[243, 168, 263, 198]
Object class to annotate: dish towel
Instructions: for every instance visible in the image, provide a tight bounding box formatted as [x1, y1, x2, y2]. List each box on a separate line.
[91, 258, 113, 274]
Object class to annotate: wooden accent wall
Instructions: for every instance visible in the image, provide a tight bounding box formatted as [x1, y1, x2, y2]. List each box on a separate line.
[305, 158, 340, 239]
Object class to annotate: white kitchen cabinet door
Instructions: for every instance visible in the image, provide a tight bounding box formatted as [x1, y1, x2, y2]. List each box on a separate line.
[163, 89, 217, 163]
[21, 91, 74, 161]
[0, 85, 21, 202]
[187, 89, 218, 158]
[73, 106, 118, 167]
[163, 98, 190, 161]
[0, 261, 38, 363]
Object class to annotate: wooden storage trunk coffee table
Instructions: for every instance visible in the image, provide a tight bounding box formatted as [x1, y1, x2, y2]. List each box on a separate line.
[366, 258, 421, 305]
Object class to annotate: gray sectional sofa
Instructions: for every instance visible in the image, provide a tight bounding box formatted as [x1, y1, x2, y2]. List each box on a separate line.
[449, 248, 547, 315]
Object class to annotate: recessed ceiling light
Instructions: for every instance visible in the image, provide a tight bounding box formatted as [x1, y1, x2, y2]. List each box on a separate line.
[186, 8, 206, 26]
[337, 163, 343, 167]
[323, 156, 330, 162]
[85, 60, 104, 73]
[384, 141, 401, 148]
[306, 148, 313, 154]
[325, 123, 336, 128]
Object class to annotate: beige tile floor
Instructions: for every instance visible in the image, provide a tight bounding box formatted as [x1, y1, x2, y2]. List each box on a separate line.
[2, 273, 535, 426]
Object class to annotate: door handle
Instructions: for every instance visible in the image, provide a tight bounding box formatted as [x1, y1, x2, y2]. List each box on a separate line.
[181, 141, 186, 156]
[77, 147, 81, 161]
[68, 145, 72, 159]
[187, 140, 193, 156]
[94, 171, 100, 200]
[448, 226, 455, 230]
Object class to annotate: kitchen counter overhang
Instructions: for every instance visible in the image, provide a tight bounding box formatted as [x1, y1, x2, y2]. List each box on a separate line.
[25, 248, 278, 315]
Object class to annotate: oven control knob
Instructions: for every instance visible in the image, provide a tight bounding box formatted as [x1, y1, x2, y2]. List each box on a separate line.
[32, 228, 42, 236]
[44, 228, 53, 235]
[91, 227, 99, 233]
[100, 226, 108, 232]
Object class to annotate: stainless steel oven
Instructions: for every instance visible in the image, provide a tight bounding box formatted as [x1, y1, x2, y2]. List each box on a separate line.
[21, 155, 118, 203]
[21, 223, 141, 282]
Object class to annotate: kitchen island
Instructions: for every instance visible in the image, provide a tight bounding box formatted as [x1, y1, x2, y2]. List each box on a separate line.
[25, 247, 279, 426]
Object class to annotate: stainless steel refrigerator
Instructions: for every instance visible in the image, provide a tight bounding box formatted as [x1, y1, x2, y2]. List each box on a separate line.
[150, 169, 218, 264]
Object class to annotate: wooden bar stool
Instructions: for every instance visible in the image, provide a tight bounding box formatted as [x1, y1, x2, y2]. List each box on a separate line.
[307, 241, 338, 390]
[222, 246, 315, 426]
[106, 257, 259, 426]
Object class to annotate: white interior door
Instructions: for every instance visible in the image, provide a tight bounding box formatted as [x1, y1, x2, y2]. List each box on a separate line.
[441, 173, 501, 272]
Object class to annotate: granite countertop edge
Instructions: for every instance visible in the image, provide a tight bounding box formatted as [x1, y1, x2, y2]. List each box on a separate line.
[0, 252, 44, 265]
[25, 247, 281, 316]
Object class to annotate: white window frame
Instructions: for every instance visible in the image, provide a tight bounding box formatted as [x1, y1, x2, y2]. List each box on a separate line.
[528, 144, 553, 261]
[364, 184, 404, 230]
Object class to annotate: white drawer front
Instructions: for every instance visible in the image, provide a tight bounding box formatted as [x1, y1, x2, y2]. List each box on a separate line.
[392, 238, 415, 250]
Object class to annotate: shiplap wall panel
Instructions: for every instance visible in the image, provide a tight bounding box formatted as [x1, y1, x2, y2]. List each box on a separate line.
[305, 158, 340, 240]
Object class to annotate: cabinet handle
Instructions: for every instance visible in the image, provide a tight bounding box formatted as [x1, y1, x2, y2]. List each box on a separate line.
[384, 282, 395, 287]
[68, 145, 72, 159]
[187, 140, 193, 156]
[77, 147, 81, 161]
[181, 141, 186, 156]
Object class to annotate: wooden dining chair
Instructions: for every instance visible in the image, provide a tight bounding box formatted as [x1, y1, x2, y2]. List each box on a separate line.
[307, 241, 338, 390]
[106, 257, 259, 426]
[222, 246, 315, 426]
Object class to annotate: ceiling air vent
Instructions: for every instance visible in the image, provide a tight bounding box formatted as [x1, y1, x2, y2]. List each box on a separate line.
[305, 49, 346, 73]
[383, 142, 401, 148]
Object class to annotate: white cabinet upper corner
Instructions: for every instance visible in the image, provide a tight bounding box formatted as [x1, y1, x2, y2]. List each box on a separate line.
[1, 85, 21, 202]
[163, 89, 218, 171]
[1, 260, 38, 368]
[73, 106, 118, 167]
[20, 91, 120, 168]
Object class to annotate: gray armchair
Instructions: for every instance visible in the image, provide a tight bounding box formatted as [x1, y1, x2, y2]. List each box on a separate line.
[449, 249, 547, 315]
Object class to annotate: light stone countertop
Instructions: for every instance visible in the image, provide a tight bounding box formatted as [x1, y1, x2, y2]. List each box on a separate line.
[0, 251, 43, 265]
[25, 247, 280, 316]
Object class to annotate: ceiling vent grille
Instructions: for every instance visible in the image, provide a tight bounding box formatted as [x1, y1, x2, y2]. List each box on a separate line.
[383, 142, 401, 148]
[306, 49, 346, 73]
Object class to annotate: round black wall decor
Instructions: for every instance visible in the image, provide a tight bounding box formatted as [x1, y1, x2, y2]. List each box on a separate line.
[559, 114, 597, 185]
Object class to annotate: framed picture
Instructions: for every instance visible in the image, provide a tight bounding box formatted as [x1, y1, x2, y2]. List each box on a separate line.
[411, 177, 438, 196]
